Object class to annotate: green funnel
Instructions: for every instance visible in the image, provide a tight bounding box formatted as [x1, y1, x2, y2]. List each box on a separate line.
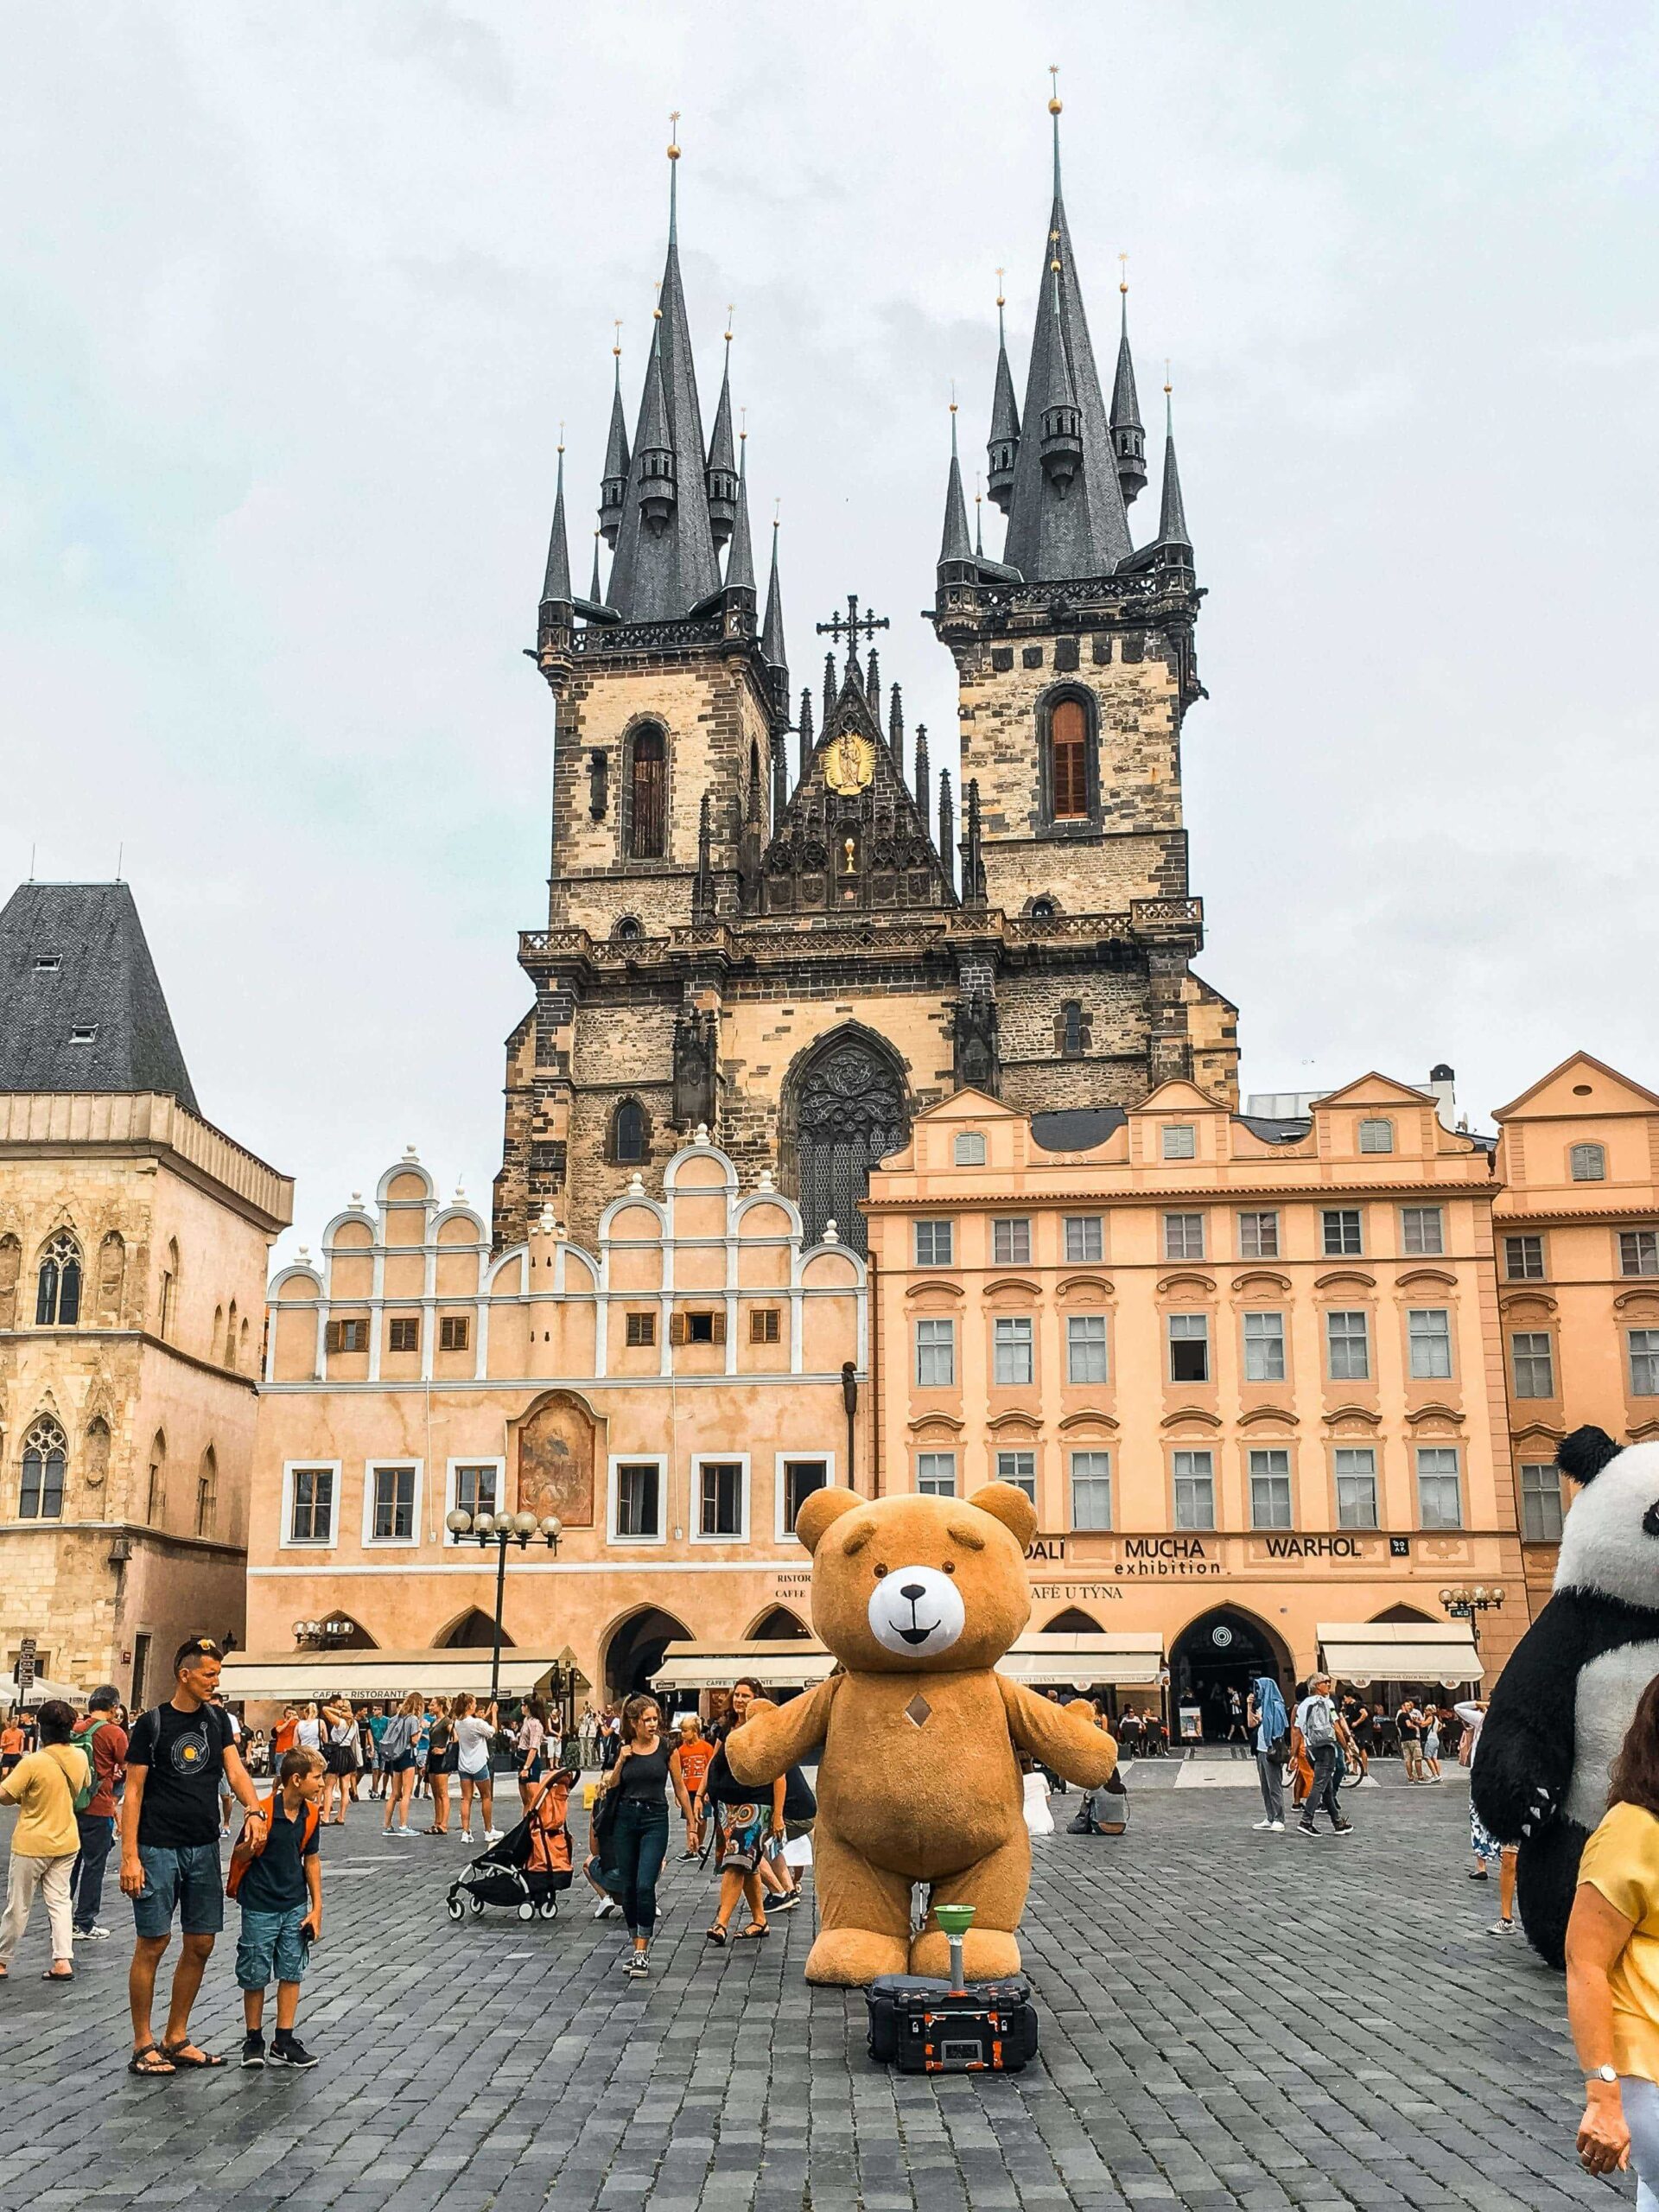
[935, 1902, 976, 1991]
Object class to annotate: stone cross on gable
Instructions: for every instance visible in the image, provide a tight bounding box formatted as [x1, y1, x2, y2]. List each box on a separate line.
[815, 594, 889, 682]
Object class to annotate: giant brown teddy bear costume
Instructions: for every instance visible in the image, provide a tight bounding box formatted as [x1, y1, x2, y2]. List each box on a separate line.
[726, 1480, 1117, 1986]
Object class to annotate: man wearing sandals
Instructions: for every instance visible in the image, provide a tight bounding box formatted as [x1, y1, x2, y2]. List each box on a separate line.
[119, 1637, 267, 2075]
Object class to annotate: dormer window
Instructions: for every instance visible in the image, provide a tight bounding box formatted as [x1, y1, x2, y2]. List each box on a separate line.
[69, 1026, 98, 1046]
[953, 1131, 986, 1167]
[34, 955, 60, 974]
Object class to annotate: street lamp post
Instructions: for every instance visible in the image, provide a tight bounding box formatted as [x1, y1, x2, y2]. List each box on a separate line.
[1439, 1583, 1505, 1653]
[444, 1509, 563, 1707]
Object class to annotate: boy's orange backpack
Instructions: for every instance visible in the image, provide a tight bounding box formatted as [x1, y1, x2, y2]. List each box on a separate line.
[226, 1793, 320, 1899]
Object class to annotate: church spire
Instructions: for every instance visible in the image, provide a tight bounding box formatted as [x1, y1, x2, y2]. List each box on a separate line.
[1110, 259, 1147, 506]
[761, 514, 787, 677]
[987, 272, 1020, 513]
[937, 400, 975, 581]
[705, 315, 739, 550]
[1157, 373, 1191, 550]
[999, 74, 1133, 583]
[599, 324, 630, 546]
[604, 119, 721, 621]
[724, 427, 755, 594]
[540, 435, 572, 607]
[589, 531, 603, 604]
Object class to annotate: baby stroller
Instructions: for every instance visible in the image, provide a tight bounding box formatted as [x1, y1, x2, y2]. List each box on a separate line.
[446, 1770, 577, 1923]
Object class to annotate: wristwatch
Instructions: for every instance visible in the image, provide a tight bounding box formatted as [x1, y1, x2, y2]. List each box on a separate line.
[1586, 2064, 1619, 2084]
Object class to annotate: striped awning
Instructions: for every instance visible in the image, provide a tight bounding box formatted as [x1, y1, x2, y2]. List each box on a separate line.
[218, 1650, 572, 1701]
[653, 1641, 836, 1691]
[1316, 1621, 1483, 1685]
[999, 1633, 1166, 1688]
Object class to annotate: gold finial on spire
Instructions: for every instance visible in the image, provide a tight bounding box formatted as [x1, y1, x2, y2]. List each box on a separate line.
[652, 280, 662, 323]
[995, 265, 1005, 308]
[773, 498, 781, 525]
[1164, 357, 1172, 395]
[1119, 251, 1129, 296]
[1048, 64, 1061, 117]
[725, 304, 734, 344]
[667, 109, 681, 160]
[612, 317, 622, 358]
[557, 418, 565, 455]
[739, 404, 747, 442]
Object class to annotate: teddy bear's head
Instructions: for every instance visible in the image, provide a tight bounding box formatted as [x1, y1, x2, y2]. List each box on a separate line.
[794, 1482, 1035, 1674]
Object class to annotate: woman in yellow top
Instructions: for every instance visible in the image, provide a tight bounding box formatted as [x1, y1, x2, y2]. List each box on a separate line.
[1567, 1675, 1659, 2199]
[0, 1699, 91, 1983]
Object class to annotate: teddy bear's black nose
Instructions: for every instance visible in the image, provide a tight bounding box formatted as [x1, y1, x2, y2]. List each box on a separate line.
[899, 1581, 926, 1603]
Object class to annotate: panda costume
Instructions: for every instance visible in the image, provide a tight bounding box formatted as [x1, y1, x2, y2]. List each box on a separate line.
[1473, 1426, 1659, 1967]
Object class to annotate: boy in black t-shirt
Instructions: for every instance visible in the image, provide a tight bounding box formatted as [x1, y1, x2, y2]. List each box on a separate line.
[234, 1747, 325, 2069]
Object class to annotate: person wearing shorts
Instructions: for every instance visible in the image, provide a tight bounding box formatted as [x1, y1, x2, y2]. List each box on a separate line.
[120, 1636, 265, 2075]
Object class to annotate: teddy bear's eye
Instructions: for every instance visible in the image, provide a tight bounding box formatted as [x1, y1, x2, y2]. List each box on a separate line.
[943, 1560, 957, 1574]
[873, 1563, 887, 1579]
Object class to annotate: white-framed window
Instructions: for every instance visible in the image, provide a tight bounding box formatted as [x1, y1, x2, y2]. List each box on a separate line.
[1631, 1331, 1659, 1397]
[1402, 1206, 1444, 1256]
[1249, 1447, 1293, 1529]
[1511, 1331, 1555, 1398]
[1070, 1450, 1112, 1530]
[1504, 1234, 1545, 1281]
[364, 1459, 422, 1547]
[1169, 1313, 1210, 1383]
[1164, 1211, 1205, 1261]
[993, 1316, 1034, 1386]
[1242, 1310, 1286, 1382]
[692, 1453, 748, 1542]
[1238, 1211, 1279, 1259]
[995, 1449, 1036, 1503]
[915, 1219, 954, 1267]
[1408, 1308, 1453, 1380]
[282, 1461, 340, 1549]
[1520, 1461, 1564, 1543]
[1066, 1313, 1109, 1385]
[1570, 1142, 1606, 1182]
[609, 1454, 666, 1544]
[444, 1459, 502, 1543]
[916, 1451, 957, 1497]
[992, 1217, 1032, 1265]
[1064, 1215, 1103, 1263]
[1322, 1209, 1363, 1257]
[1173, 1450, 1216, 1530]
[953, 1132, 986, 1166]
[1162, 1123, 1196, 1160]
[1416, 1446, 1463, 1529]
[1335, 1446, 1378, 1529]
[1620, 1230, 1659, 1278]
[916, 1317, 956, 1388]
[776, 1454, 832, 1541]
[1325, 1309, 1370, 1381]
[1357, 1117, 1394, 1154]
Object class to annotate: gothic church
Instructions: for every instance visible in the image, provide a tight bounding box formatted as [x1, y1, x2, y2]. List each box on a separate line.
[494, 95, 1238, 1253]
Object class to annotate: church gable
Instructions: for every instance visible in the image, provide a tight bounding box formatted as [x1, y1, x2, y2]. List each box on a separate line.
[760, 667, 952, 916]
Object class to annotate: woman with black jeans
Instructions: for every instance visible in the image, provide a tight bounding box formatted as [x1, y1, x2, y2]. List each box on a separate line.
[598, 1695, 690, 1979]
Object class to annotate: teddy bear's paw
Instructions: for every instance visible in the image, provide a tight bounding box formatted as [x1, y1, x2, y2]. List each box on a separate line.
[804, 1929, 911, 1986]
[910, 1926, 1022, 1980]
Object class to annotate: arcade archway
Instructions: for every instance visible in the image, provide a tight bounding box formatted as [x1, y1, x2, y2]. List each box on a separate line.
[1170, 1606, 1294, 1742]
[603, 1606, 693, 1699]
[747, 1605, 812, 1641]
[435, 1608, 514, 1650]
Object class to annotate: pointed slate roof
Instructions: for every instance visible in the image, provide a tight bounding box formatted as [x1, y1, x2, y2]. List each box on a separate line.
[1157, 387, 1190, 549]
[604, 153, 721, 622]
[598, 346, 631, 544]
[938, 407, 974, 566]
[1000, 106, 1134, 582]
[725, 436, 755, 592]
[761, 519, 786, 672]
[1110, 285, 1147, 505]
[986, 289, 1020, 512]
[0, 882, 200, 1111]
[540, 445, 572, 603]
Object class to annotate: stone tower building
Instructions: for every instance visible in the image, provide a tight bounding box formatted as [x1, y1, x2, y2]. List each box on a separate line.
[495, 99, 1237, 1255]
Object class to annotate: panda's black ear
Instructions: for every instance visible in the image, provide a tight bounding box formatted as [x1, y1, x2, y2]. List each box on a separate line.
[1559, 1426, 1622, 1484]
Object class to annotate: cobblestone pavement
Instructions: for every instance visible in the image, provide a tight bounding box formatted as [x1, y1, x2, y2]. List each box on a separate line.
[0, 1779, 1612, 2212]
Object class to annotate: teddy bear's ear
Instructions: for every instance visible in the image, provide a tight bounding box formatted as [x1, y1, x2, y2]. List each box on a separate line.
[968, 1481, 1038, 1552]
[795, 1486, 861, 1555]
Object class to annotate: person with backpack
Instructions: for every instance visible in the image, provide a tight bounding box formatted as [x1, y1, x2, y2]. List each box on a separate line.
[378, 1694, 423, 1838]
[229, 1745, 326, 2069]
[0, 1698, 90, 1983]
[1295, 1674, 1354, 1838]
[70, 1685, 128, 1941]
[1248, 1674, 1289, 1834]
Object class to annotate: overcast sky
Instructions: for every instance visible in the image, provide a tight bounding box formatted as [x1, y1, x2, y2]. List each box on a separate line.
[3, 4, 1656, 1257]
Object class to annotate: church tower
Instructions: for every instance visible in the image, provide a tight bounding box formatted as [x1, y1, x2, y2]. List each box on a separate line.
[930, 84, 1237, 1118]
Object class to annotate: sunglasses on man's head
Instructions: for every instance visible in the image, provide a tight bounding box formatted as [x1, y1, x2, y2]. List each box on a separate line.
[185, 1640, 223, 1661]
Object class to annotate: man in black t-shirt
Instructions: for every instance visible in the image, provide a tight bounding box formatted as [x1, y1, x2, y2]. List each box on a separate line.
[118, 1637, 264, 2075]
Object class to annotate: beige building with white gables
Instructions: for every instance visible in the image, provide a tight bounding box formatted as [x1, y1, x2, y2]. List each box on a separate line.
[240, 1141, 861, 1706]
[863, 1074, 1515, 1714]
[0, 883, 293, 1710]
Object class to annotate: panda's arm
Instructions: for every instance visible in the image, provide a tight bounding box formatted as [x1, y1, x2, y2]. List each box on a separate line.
[1471, 1592, 1592, 1842]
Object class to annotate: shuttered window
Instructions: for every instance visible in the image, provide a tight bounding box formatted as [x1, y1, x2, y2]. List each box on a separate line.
[1048, 697, 1089, 819]
[670, 1310, 725, 1346]
[630, 728, 666, 858]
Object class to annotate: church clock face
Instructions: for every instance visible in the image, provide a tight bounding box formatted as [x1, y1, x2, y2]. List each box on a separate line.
[823, 727, 875, 795]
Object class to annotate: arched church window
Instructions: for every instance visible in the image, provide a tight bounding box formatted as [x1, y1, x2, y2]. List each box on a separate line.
[197, 1446, 219, 1537]
[1046, 696, 1090, 822]
[20, 1416, 67, 1518]
[627, 727, 667, 860]
[612, 916, 644, 944]
[1057, 1000, 1090, 1058]
[789, 1032, 909, 1255]
[1029, 897, 1058, 921]
[613, 1097, 649, 1165]
[35, 1232, 82, 1326]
